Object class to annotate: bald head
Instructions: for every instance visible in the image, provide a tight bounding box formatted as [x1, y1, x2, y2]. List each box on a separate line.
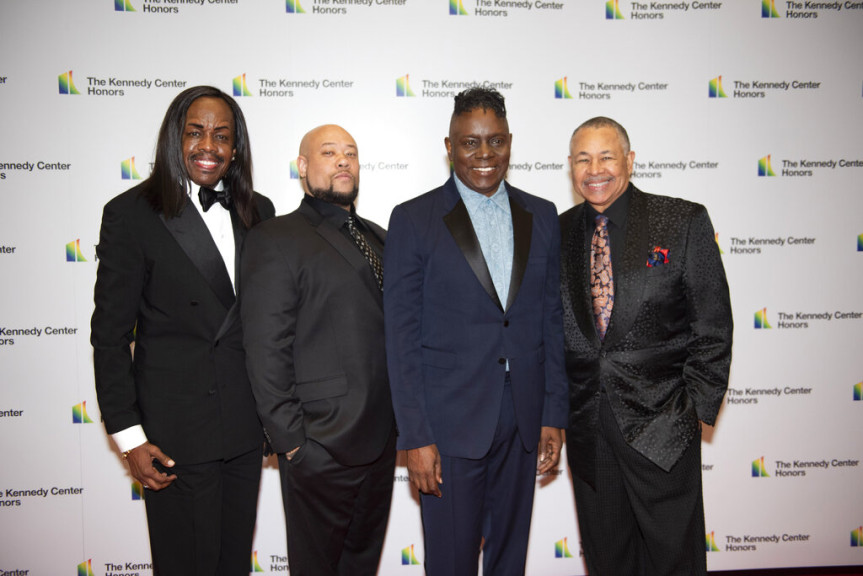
[297, 124, 359, 210]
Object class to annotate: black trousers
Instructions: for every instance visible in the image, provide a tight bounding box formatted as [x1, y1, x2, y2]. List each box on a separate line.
[145, 445, 263, 576]
[571, 393, 706, 576]
[278, 429, 396, 576]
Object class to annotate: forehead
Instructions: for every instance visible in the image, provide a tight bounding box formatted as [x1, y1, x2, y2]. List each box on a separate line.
[186, 97, 234, 124]
[450, 107, 509, 137]
[572, 126, 623, 154]
[312, 127, 356, 149]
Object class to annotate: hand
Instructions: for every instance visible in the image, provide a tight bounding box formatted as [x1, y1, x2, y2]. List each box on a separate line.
[537, 427, 563, 475]
[406, 444, 442, 497]
[125, 442, 177, 491]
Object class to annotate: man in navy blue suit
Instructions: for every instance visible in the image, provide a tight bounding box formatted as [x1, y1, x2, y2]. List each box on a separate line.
[384, 87, 568, 576]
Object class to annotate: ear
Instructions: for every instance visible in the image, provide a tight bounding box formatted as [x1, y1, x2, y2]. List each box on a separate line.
[444, 137, 453, 162]
[296, 155, 308, 178]
[626, 150, 635, 176]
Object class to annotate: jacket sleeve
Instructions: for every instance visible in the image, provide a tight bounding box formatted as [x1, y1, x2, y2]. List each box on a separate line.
[682, 205, 733, 425]
[91, 200, 146, 436]
[540, 204, 569, 429]
[383, 204, 436, 450]
[240, 223, 305, 454]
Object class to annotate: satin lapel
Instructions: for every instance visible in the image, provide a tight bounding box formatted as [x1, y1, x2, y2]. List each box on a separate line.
[215, 209, 246, 342]
[603, 189, 648, 348]
[505, 194, 532, 312]
[160, 202, 235, 311]
[567, 205, 601, 347]
[443, 199, 503, 311]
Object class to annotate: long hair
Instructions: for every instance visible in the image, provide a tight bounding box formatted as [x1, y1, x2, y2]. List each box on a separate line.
[141, 85, 261, 228]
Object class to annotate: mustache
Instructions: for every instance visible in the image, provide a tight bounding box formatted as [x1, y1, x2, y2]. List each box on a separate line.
[189, 151, 226, 163]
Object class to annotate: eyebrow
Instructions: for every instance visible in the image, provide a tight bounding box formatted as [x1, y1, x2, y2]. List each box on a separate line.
[320, 142, 357, 148]
[185, 121, 231, 130]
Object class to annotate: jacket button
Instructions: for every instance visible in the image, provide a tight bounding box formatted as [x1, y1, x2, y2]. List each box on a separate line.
[208, 389, 216, 395]
[498, 358, 506, 365]
[503, 320, 510, 327]
[190, 300, 199, 306]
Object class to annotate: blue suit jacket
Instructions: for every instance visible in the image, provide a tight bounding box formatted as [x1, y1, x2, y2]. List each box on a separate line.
[384, 177, 568, 458]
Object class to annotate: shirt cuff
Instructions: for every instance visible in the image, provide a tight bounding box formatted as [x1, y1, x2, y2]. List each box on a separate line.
[111, 426, 148, 454]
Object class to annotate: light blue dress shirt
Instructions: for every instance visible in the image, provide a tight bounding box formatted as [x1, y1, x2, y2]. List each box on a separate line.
[453, 175, 514, 309]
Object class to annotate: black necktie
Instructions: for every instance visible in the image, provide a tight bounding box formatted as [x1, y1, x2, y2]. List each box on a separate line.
[198, 186, 232, 212]
[345, 215, 383, 291]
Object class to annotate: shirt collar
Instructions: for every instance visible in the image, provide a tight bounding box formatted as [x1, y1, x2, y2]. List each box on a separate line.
[453, 174, 510, 215]
[586, 183, 632, 229]
[302, 194, 355, 229]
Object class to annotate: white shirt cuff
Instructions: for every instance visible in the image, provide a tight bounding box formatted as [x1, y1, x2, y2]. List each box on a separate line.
[112, 426, 148, 453]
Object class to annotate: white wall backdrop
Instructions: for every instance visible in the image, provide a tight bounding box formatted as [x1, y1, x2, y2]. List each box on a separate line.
[1, 1, 861, 574]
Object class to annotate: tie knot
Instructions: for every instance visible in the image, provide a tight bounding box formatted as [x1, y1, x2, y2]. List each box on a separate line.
[595, 214, 609, 229]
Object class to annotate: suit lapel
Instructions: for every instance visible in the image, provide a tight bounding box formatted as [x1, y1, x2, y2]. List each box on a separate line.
[443, 194, 503, 312]
[603, 188, 648, 348]
[302, 201, 382, 302]
[505, 191, 532, 311]
[566, 205, 601, 348]
[160, 201, 235, 311]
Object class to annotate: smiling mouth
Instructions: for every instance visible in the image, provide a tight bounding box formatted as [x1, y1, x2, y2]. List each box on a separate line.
[191, 155, 223, 171]
[473, 166, 497, 174]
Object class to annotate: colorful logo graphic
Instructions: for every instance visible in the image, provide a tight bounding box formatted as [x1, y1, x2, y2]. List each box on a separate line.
[708, 76, 727, 98]
[715, 233, 725, 255]
[706, 531, 720, 552]
[450, 0, 468, 15]
[121, 156, 142, 180]
[752, 456, 770, 477]
[762, 0, 780, 18]
[852, 526, 863, 547]
[286, 0, 305, 13]
[251, 551, 264, 572]
[555, 77, 573, 99]
[233, 74, 252, 97]
[606, 0, 624, 19]
[115, 0, 135, 11]
[401, 544, 420, 565]
[554, 538, 574, 558]
[854, 382, 862, 401]
[131, 480, 145, 500]
[78, 560, 95, 576]
[758, 154, 776, 177]
[73, 401, 94, 424]
[66, 239, 87, 263]
[290, 160, 299, 179]
[59, 70, 80, 95]
[754, 308, 771, 329]
[857, 233, 862, 252]
[396, 74, 415, 98]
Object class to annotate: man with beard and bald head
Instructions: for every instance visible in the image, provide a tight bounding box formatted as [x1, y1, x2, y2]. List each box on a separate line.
[241, 124, 396, 576]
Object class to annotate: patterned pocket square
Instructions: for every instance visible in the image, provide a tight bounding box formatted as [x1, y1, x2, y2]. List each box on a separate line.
[646, 246, 670, 267]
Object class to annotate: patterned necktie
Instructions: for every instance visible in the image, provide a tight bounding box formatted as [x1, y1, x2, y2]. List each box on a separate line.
[198, 186, 232, 212]
[346, 215, 383, 291]
[590, 214, 614, 341]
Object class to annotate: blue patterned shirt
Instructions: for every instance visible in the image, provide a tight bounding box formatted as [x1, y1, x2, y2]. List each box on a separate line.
[454, 175, 514, 309]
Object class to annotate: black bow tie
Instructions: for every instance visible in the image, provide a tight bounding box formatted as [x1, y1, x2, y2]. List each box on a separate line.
[198, 186, 232, 212]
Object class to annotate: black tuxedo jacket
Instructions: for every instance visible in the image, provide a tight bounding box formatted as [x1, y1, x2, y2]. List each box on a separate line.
[560, 185, 732, 486]
[91, 182, 275, 465]
[240, 199, 394, 467]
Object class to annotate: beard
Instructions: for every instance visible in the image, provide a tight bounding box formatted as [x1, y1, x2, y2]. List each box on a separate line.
[309, 183, 359, 207]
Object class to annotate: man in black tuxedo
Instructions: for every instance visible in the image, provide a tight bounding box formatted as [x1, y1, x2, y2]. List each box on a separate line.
[91, 86, 274, 576]
[241, 124, 396, 576]
[560, 117, 732, 575]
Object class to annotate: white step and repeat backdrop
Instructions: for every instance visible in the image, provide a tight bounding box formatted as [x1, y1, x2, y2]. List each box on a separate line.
[1, 1, 862, 575]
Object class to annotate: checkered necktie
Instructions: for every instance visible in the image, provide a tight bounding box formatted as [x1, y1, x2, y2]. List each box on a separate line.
[346, 215, 383, 291]
[590, 214, 614, 341]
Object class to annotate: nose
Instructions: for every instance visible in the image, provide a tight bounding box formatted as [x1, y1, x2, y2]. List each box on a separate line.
[478, 141, 494, 158]
[199, 132, 216, 152]
[336, 153, 350, 167]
